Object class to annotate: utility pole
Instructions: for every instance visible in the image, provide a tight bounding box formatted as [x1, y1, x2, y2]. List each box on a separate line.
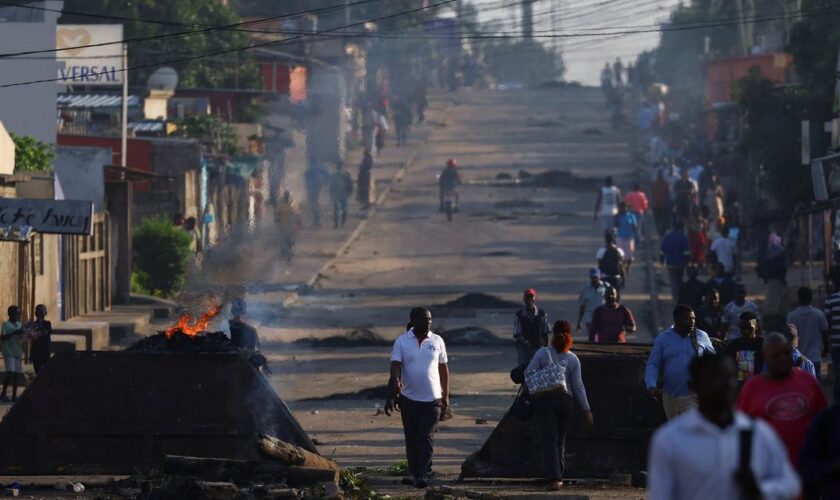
[522, 0, 534, 39]
[121, 43, 128, 168]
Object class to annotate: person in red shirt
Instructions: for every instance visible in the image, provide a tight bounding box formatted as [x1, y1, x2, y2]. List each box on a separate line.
[737, 332, 827, 466]
[624, 183, 649, 243]
[589, 286, 637, 343]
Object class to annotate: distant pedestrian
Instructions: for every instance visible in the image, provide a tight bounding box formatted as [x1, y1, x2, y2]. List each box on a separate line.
[660, 221, 690, 303]
[385, 308, 449, 489]
[414, 78, 428, 123]
[782, 323, 817, 379]
[305, 162, 327, 227]
[677, 265, 707, 311]
[799, 404, 840, 498]
[645, 305, 715, 419]
[600, 63, 613, 106]
[787, 287, 828, 381]
[707, 262, 736, 306]
[329, 161, 353, 229]
[513, 288, 550, 365]
[393, 97, 413, 147]
[576, 269, 610, 335]
[672, 168, 697, 224]
[624, 183, 648, 243]
[687, 206, 708, 268]
[651, 170, 671, 237]
[613, 202, 637, 276]
[737, 332, 827, 466]
[696, 289, 725, 341]
[711, 227, 738, 276]
[726, 311, 764, 383]
[647, 352, 801, 500]
[228, 299, 260, 353]
[273, 190, 300, 263]
[0, 306, 24, 402]
[525, 320, 594, 491]
[28, 304, 51, 374]
[722, 284, 761, 341]
[594, 176, 621, 235]
[589, 287, 636, 343]
[357, 151, 375, 210]
[596, 232, 625, 290]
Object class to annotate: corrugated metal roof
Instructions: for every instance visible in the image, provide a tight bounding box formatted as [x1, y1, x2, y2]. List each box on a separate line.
[57, 94, 141, 108]
[128, 121, 165, 133]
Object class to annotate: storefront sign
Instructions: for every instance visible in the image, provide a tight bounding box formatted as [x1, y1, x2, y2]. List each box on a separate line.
[56, 25, 123, 85]
[0, 198, 94, 235]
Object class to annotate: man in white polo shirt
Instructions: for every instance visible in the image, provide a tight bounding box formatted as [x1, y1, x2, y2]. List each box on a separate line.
[385, 307, 449, 489]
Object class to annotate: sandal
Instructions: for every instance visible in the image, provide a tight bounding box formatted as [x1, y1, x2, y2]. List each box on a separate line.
[548, 480, 564, 491]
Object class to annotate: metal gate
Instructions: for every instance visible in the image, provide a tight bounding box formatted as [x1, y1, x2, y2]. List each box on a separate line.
[64, 212, 111, 318]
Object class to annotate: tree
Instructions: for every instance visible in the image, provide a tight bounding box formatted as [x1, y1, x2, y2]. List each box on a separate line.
[174, 114, 238, 155]
[787, 0, 840, 122]
[132, 216, 192, 298]
[736, 69, 806, 208]
[10, 133, 54, 172]
[60, 0, 259, 89]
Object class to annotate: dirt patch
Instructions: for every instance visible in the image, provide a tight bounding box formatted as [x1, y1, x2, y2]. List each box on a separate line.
[441, 293, 520, 309]
[293, 328, 390, 348]
[516, 169, 601, 190]
[440, 327, 507, 346]
[482, 251, 513, 257]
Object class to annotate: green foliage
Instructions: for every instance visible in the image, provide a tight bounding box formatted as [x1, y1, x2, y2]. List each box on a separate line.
[483, 39, 562, 86]
[60, 0, 258, 89]
[736, 69, 808, 208]
[10, 133, 55, 172]
[788, 0, 840, 121]
[175, 114, 238, 155]
[132, 216, 192, 298]
[339, 470, 383, 500]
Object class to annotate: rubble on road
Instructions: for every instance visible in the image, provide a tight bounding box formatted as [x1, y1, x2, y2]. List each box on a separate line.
[439, 327, 507, 346]
[293, 328, 390, 348]
[440, 293, 520, 310]
[125, 330, 238, 353]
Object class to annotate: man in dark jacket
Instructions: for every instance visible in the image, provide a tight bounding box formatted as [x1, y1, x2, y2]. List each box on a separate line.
[678, 265, 708, 310]
[513, 288, 550, 365]
[229, 299, 260, 353]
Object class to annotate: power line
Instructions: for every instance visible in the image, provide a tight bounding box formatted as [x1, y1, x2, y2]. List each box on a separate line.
[0, 0, 386, 58]
[0, 0, 456, 88]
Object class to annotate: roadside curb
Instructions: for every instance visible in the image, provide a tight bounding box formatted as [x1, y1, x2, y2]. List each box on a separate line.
[281, 99, 452, 309]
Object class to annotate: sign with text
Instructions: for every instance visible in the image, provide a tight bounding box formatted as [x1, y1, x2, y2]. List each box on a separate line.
[0, 199, 94, 235]
[56, 24, 123, 86]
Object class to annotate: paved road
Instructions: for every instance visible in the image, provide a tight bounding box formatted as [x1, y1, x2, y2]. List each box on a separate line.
[250, 86, 653, 492]
[259, 85, 649, 345]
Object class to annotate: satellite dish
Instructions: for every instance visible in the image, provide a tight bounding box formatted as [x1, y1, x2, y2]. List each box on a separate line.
[146, 67, 179, 91]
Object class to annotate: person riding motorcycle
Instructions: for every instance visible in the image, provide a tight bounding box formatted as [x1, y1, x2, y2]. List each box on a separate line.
[439, 158, 462, 212]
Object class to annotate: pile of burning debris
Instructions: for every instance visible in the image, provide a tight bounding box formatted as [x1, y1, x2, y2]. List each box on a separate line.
[0, 304, 343, 499]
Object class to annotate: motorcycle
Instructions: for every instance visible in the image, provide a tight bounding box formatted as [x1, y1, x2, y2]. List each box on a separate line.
[443, 190, 458, 222]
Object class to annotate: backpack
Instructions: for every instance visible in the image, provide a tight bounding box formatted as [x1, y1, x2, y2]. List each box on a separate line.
[600, 246, 622, 276]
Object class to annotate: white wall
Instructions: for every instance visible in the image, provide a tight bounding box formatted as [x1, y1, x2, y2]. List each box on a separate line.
[0, 1, 64, 144]
[54, 146, 108, 211]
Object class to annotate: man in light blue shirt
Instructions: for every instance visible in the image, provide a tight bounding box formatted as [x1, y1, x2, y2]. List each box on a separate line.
[646, 304, 715, 420]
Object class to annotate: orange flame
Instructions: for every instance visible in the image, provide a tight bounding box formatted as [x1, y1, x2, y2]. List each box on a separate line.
[165, 304, 223, 338]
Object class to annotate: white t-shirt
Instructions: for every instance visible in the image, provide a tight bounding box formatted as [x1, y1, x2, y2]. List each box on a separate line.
[390, 330, 448, 402]
[711, 236, 737, 273]
[600, 186, 621, 216]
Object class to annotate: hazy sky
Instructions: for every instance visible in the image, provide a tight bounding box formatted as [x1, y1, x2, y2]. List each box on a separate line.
[471, 0, 682, 85]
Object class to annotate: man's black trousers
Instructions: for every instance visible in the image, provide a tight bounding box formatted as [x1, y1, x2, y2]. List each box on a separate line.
[399, 396, 441, 481]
